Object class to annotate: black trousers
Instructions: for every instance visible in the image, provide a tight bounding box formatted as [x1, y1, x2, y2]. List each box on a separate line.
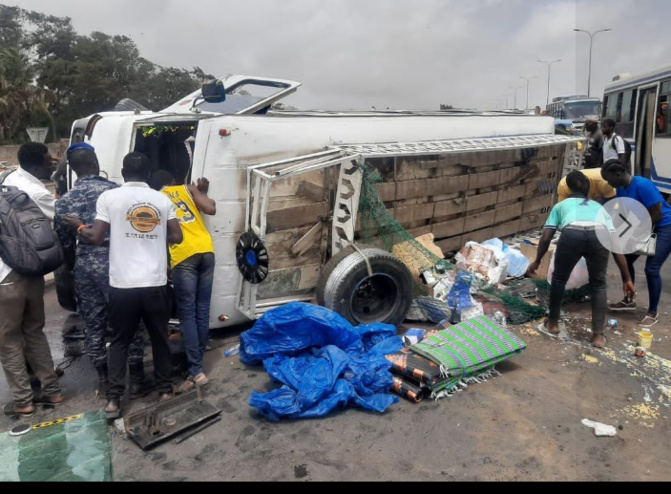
[107, 285, 173, 399]
[549, 228, 609, 334]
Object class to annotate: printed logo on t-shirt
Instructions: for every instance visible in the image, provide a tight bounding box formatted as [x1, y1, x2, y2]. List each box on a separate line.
[125, 202, 161, 233]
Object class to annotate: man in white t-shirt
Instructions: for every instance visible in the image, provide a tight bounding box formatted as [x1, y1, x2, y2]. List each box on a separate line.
[0, 143, 64, 418]
[67, 152, 183, 419]
[601, 118, 627, 165]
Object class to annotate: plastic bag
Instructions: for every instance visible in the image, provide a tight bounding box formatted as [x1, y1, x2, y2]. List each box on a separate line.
[455, 241, 509, 284]
[547, 253, 589, 290]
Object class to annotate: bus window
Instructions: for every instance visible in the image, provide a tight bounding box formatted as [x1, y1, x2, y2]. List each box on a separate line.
[618, 89, 637, 138]
[605, 92, 620, 120]
[657, 80, 671, 136]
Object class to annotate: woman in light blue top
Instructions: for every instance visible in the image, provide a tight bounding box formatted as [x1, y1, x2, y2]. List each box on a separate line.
[528, 171, 635, 347]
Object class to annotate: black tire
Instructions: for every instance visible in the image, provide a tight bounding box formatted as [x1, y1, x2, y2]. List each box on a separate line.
[315, 244, 360, 306]
[321, 247, 413, 326]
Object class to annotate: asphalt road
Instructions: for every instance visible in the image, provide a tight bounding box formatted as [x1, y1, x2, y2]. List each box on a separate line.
[0, 257, 670, 481]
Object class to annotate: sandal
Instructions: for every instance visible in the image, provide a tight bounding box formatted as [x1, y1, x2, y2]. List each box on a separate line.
[175, 373, 209, 394]
[640, 315, 659, 327]
[591, 333, 607, 348]
[3, 402, 36, 418]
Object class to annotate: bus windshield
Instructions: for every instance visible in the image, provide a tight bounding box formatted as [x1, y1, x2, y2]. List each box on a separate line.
[563, 101, 601, 120]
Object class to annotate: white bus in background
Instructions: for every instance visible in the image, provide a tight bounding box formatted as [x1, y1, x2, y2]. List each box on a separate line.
[545, 95, 602, 132]
[603, 65, 671, 196]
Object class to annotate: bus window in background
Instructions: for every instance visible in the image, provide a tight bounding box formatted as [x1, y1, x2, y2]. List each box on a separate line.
[656, 82, 670, 136]
[657, 100, 668, 134]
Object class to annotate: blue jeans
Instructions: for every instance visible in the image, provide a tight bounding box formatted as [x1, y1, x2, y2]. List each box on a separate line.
[172, 253, 215, 376]
[625, 224, 671, 314]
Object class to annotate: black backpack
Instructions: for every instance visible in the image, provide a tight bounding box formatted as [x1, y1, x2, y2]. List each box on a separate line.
[0, 170, 64, 276]
[611, 135, 632, 166]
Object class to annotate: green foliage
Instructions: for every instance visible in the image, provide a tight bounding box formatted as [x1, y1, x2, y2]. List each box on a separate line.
[0, 4, 208, 144]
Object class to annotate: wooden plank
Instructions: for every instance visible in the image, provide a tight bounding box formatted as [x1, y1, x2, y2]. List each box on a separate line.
[296, 181, 325, 202]
[497, 184, 526, 204]
[469, 170, 501, 189]
[396, 157, 435, 180]
[466, 191, 498, 211]
[406, 224, 433, 237]
[267, 253, 322, 271]
[257, 264, 321, 299]
[267, 196, 317, 211]
[266, 202, 329, 233]
[393, 203, 435, 224]
[467, 227, 494, 244]
[523, 195, 555, 214]
[395, 175, 470, 200]
[495, 202, 523, 224]
[520, 213, 548, 232]
[266, 227, 314, 260]
[373, 182, 396, 202]
[463, 210, 496, 233]
[435, 149, 519, 169]
[431, 217, 466, 239]
[433, 198, 466, 217]
[291, 222, 324, 257]
[435, 235, 463, 253]
[492, 219, 521, 239]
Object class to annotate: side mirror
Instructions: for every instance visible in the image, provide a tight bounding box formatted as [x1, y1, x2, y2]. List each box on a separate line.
[201, 79, 226, 103]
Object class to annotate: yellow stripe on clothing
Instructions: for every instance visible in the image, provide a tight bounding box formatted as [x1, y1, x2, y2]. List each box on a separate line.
[162, 185, 214, 268]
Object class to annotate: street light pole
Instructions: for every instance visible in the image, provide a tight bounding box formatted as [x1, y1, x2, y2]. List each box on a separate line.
[509, 86, 523, 109]
[574, 28, 612, 97]
[537, 59, 561, 107]
[519, 76, 538, 110]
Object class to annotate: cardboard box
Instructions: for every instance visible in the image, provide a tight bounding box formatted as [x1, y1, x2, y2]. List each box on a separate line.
[520, 239, 555, 280]
[392, 233, 445, 280]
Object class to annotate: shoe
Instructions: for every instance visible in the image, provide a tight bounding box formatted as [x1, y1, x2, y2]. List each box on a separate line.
[104, 399, 120, 420]
[158, 392, 174, 403]
[175, 373, 209, 394]
[3, 402, 36, 418]
[128, 378, 154, 400]
[35, 394, 65, 406]
[95, 379, 109, 399]
[640, 315, 659, 327]
[608, 299, 637, 311]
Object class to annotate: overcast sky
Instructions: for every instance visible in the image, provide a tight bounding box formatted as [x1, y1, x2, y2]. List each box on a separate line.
[7, 0, 671, 111]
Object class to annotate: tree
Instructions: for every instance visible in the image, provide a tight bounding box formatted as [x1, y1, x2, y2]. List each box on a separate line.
[0, 5, 209, 143]
[0, 47, 53, 143]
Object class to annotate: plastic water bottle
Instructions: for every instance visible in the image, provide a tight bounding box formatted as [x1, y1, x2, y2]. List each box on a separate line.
[638, 328, 653, 350]
[224, 343, 240, 357]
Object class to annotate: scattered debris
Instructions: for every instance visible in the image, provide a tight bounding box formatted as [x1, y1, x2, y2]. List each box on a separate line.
[581, 418, 617, 437]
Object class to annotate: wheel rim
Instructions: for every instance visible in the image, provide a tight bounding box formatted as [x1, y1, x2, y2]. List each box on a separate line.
[349, 273, 399, 324]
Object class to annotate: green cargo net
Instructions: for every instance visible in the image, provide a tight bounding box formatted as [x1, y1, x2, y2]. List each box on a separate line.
[356, 163, 588, 324]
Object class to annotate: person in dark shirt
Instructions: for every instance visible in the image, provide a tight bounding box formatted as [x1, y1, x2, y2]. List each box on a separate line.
[582, 118, 603, 169]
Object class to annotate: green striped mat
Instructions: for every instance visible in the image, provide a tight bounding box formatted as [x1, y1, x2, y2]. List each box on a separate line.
[410, 315, 527, 379]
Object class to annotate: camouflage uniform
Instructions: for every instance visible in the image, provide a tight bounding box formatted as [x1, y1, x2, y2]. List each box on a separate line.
[54, 175, 146, 371]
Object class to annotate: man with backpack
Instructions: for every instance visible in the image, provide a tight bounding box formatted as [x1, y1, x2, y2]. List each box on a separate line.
[0, 143, 65, 418]
[601, 118, 630, 166]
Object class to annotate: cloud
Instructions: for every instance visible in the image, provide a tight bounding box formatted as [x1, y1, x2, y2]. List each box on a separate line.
[7, 0, 671, 110]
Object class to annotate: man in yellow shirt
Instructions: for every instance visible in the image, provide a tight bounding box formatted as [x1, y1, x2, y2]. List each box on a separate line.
[150, 171, 216, 392]
[556, 168, 616, 203]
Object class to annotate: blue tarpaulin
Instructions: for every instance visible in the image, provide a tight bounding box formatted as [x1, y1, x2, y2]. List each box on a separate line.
[240, 303, 403, 421]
